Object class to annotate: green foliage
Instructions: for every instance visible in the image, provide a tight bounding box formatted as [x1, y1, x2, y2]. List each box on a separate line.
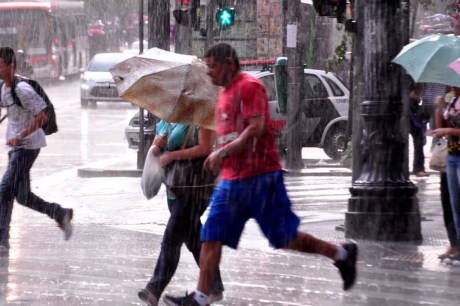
[325, 33, 350, 73]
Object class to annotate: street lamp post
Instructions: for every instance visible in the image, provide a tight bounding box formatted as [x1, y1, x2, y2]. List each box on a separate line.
[345, 0, 422, 241]
[137, 0, 146, 170]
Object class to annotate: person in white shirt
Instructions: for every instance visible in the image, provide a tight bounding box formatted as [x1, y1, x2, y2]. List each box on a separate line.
[0, 47, 73, 254]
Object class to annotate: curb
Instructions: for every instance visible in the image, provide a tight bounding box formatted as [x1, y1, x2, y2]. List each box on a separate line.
[77, 168, 142, 178]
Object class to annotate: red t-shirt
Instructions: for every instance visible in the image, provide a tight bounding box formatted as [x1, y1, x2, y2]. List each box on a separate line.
[216, 72, 281, 180]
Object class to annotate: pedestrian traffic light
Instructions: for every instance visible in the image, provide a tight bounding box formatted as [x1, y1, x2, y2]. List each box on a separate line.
[312, 0, 347, 24]
[216, 7, 235, 28]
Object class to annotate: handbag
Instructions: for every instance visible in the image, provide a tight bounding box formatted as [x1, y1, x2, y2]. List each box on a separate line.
[429, 138, 448, 172]
[164, 157, 217, 199]
[164, 127, 217, 199]
[141, 146, 164, 200]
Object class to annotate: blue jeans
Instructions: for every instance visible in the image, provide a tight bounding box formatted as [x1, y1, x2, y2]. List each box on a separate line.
[0, 148, 66, 246]
[146, 194, 224, 298]
[446, 154, 460, 242]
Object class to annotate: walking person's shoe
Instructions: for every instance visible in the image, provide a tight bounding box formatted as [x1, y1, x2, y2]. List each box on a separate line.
[58, 208, 73, 240]
[334, 242, 358, 290]
[415, 171, 430, 177]
[209, 291, 223, 303]
[163, 291, 205, 306]
[0, 243, 9, 255]
[138, 288, 158, 306]
[438, 247, 458, 260]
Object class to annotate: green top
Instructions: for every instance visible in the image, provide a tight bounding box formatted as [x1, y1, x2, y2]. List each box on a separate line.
[156, 120, 197, 200]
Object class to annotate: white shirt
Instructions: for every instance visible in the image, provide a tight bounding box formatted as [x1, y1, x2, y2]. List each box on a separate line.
[0, 81, 47, 151]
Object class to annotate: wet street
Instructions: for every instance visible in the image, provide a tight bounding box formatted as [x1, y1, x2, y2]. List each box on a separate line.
[0, 78, 459, 305]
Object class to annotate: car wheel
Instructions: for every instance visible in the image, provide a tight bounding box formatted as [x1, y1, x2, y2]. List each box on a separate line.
[324, 127, 347, 161]
[81, 99, 89, 107]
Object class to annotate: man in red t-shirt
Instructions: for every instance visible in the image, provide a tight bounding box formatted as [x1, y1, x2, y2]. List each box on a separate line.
[163, 43, 358, 306]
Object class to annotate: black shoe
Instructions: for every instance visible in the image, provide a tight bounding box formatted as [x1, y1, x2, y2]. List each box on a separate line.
[334, 242, 358, 290]
[163, 291, 204, 306]
[138, 288, 158, 306]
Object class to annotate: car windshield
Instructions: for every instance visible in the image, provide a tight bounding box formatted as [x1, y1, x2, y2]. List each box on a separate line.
[87, 55, 131, 72]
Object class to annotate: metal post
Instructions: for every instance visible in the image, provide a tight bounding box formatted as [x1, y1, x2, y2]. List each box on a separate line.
[137, 0, 146, 170]
[345, 0, 421, 241]
[285, 0, 304, 170]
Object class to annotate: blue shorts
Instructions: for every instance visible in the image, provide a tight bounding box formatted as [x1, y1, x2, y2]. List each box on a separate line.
[201, 170, 300, 249]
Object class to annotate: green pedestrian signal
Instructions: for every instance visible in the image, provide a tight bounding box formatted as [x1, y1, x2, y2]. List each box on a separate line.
[216, 7, 235, 27]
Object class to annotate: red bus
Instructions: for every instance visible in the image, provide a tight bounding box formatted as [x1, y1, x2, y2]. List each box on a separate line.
[0, 1, 89, 79]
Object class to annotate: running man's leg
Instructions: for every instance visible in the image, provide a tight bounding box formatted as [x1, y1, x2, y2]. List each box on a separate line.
[197, 241, 223, 296]
[13, 149, 68, 222]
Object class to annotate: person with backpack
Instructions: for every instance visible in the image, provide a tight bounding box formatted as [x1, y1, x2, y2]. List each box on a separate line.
[0, 47, 73, 254]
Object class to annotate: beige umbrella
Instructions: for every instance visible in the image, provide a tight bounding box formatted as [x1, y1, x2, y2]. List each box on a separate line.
[110, 48, 219, 130]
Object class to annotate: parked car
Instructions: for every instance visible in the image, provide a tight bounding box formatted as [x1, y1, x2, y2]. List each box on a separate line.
[80, 52, 134, 107]
[125, 111, 157, 150]
[123, 40, 148, 55]
[248, 68, 349, 160]
[124, 68, 349, 160]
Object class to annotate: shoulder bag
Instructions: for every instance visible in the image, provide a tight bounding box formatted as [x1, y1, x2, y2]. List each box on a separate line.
[164, 127, 217, 200]
[429, 138, 448, 172]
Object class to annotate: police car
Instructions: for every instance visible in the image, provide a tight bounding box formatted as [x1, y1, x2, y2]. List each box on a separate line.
[247, 68, 349, 160]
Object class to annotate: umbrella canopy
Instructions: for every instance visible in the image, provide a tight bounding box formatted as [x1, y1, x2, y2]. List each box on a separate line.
[110, 48, 220, 130]
[448, 58, 460, 76]
[392, 34, 460, 87]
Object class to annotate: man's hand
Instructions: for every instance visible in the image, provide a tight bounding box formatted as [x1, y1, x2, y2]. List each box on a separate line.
[204, 150, 224, 174]
[7, 137, 22, 147]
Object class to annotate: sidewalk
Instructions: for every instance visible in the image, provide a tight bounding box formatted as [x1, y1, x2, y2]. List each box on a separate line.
[1, 153, 458, 305]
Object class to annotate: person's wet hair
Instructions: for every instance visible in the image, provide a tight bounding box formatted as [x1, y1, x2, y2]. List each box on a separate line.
[0, 47, 16, 67]
[205, 43, 240, 70]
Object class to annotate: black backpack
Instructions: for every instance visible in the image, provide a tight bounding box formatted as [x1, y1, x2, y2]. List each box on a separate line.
[0, 76, 58, 135]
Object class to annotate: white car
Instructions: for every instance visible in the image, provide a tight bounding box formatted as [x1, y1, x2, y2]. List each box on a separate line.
[249, 68, 349, 160]
[80, 53, 133, 107]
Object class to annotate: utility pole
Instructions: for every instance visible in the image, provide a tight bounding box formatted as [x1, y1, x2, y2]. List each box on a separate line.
[133, 0, 169, 169]
[137, 0, 146, 169]
[148, 0, 170, 51]
[284, 0, 304, 170]
[345, 0, 421, 241]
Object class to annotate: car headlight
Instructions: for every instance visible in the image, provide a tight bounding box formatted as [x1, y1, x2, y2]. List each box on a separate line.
[80, 83, 90, 90]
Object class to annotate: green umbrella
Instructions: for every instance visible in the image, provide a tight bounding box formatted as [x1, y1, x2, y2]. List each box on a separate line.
[392, 34, 460, 87]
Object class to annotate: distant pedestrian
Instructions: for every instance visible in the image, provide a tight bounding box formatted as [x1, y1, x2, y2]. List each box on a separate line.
[138, 119, 224, 306]
[163, 43, 358, 306]
[421, 83, 448, 149]
[15, 50, 33, 78]
[409, 83, 429, 177]
[0, 47, 73, 254]
[433, 86, 460, 261]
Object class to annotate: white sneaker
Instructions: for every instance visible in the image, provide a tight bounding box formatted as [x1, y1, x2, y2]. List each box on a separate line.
[58, 209, 73, 240]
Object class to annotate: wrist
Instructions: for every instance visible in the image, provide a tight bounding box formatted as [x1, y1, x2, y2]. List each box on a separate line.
[219, 148, 230, 160]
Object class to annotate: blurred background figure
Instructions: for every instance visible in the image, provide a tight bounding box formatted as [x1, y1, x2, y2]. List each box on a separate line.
[15, 50, 33, 78]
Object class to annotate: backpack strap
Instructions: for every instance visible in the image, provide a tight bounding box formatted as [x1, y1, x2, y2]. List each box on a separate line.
[10, 76, 23, 107]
